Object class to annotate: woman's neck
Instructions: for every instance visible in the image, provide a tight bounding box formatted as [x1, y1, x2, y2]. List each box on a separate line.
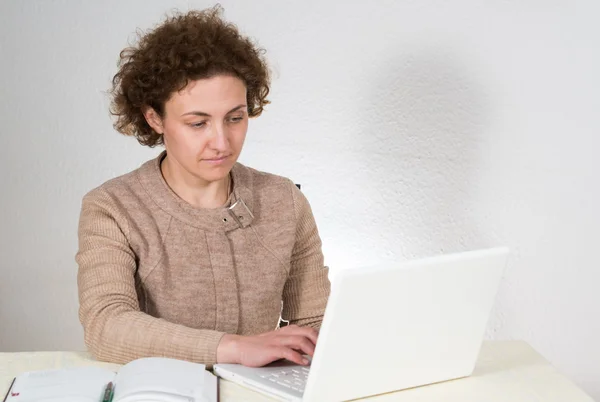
[161, 155, 230, 209]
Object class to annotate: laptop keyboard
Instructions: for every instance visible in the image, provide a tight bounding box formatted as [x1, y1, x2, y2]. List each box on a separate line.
[258, 366, 310, 392]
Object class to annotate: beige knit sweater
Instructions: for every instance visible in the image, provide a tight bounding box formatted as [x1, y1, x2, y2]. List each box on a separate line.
[76, 152, 330, 365]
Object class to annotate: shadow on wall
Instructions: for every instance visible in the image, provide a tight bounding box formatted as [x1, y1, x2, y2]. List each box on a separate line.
[351, 47, 495, 260]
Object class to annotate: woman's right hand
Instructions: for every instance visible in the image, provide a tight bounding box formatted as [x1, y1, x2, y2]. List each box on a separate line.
[216, 325, 319, 367]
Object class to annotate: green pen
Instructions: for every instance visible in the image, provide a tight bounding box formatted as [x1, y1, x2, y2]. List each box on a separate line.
[101, 382, 114, 402]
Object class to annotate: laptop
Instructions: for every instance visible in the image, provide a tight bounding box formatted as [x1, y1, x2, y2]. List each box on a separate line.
[214, 247, 509, 401]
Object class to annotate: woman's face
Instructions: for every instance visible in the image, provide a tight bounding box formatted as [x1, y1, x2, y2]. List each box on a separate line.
[149, 74, 249, 184]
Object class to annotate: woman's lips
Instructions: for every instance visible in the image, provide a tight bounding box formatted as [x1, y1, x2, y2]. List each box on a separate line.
[202, 155, 230, 165]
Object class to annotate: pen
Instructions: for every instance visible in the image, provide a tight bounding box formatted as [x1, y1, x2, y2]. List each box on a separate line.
[101, 382, 113, 402]
[2, 378, 16, 402]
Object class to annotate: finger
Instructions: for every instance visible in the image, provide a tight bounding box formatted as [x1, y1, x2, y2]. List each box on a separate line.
[280, 325, 319, 345]
[275, 346, 309, 366]
[279, 335, 316, 357]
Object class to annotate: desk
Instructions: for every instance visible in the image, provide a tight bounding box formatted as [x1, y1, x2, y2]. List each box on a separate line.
[1, 341, 593, 401]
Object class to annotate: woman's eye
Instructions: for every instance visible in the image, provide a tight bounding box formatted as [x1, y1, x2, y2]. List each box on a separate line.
[191, 121, 206, 128]
[229, 116, 243, 123]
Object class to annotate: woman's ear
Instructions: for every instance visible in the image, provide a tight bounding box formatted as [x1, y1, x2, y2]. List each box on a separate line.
[142, 106, 164, 135]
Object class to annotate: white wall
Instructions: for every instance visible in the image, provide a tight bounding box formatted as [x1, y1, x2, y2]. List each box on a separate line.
[1, 0, 598, 397]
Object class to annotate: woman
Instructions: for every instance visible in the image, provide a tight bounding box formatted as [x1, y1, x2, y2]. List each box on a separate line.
[76, 6, 330, 368]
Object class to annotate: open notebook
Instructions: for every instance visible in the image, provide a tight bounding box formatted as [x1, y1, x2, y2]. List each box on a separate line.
[3, 357, 217, 402]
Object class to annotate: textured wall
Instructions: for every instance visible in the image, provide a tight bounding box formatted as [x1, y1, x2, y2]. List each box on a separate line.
[1, 0, 598, 397]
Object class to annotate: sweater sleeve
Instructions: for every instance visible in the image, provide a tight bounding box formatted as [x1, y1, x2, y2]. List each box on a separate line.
[76, 189, 226, 365]
[281, 183, 331, 329]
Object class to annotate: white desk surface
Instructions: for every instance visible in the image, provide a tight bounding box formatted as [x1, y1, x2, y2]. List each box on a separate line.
[0, 341, 593, 401]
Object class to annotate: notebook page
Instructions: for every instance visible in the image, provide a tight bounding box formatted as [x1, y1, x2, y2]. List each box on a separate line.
[113, 357, 208, 402]
[6, 366, 115, 402]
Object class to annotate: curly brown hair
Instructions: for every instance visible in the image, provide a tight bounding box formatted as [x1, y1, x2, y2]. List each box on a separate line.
[110, 5, 270, 147]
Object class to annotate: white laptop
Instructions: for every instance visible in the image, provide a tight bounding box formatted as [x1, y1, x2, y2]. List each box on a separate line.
[214, 247, 509, 401]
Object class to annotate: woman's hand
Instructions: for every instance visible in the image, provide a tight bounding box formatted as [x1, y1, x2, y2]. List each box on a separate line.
[216, 325, 319, 367]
